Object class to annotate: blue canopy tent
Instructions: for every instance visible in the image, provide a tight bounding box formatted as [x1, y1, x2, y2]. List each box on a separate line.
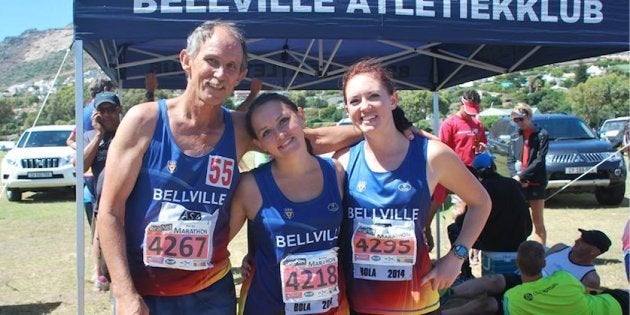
[72, 1, 628, 312]
[75, 0, 628, 91]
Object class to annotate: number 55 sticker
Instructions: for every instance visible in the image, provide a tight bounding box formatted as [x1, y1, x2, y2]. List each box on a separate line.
[206, 155, 234, 189]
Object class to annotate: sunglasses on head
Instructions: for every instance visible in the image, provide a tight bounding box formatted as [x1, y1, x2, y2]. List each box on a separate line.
[512, 117, 524, 123]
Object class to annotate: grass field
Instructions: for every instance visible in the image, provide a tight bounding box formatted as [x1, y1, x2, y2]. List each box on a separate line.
[0, 152, 628, 314]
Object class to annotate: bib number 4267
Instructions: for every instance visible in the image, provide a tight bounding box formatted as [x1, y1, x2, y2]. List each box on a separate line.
[206, 156, 234, 189]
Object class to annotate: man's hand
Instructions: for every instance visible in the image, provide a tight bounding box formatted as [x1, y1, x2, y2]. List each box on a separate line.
[145, 72, 158, 92]
[91, 112, 105, 135]
[249, 78, 262, 95]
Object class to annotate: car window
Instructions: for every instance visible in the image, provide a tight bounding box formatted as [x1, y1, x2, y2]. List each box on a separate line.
[17, 130, 71, 148]
[600, 121, 626, 132]
[535, 118, 595, 140]
[490, 119, 514, 138]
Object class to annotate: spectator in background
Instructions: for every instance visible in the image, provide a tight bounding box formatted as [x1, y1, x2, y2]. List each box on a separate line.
[447, 153, 532, 282]
[82, 91, 123, 292]
[66, 78, 115, 150]
[508, 103, 549, 245]
[503, 241, 627, 315]
[427, 90, 487, 262]
[441, 229, 610, 315]
[67, 78, 115, 230]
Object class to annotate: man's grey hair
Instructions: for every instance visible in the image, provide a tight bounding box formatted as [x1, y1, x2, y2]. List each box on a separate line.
[185, 20, 248, 72]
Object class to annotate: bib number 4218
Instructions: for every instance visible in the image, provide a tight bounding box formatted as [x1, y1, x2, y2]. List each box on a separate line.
[206, 156, 234, 189]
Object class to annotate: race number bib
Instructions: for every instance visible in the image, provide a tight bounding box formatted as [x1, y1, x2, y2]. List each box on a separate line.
[280, 249, 340, 314]
[206, 155, 235, 189]
[142, 202, 218, 270]
[352, 220, 417, 281]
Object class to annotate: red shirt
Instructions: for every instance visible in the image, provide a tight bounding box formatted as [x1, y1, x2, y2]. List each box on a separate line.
[521, 128, 534, 169]
[439, 114, 487, 166]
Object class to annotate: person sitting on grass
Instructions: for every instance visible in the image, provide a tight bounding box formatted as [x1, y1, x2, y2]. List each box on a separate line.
[441, 228, 611, 315]
[503, 240, 628, 315]
[446, 152, 532, 284]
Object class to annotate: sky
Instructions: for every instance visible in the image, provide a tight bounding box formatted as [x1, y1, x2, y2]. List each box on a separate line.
[0, 0, 73, 41]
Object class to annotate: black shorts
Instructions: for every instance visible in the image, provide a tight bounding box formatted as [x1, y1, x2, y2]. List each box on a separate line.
[495, 273, 523, 315]
[602, 289, 629, 314]
[523, 184, 546, 200]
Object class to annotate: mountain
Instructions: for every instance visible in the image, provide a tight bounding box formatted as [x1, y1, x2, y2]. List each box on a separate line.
[0, 25, 98, 90]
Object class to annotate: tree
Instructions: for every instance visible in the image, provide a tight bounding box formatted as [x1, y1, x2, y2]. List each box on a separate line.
[568, 74, 629, 126]
[527, 75, 544, 93]
[398, 90, 449, 123]
[526, 89, 569, 113]
[573, 62, 589, 86]
[304, 97, 328, 108]
[41, 85, 75, 125]
[318, 105, 343, 122]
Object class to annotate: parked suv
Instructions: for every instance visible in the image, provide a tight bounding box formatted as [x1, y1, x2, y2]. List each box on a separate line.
[1, 125, 76, 201]
[599, 116, 630, 148]
[488, 114, 626, 205]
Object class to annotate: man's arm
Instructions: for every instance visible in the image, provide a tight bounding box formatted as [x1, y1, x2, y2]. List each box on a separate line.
[82, 114, 105, 172]
[97, 103, 157, 314]
[66, 129, 77, 150]
[581, 270, 601, 289]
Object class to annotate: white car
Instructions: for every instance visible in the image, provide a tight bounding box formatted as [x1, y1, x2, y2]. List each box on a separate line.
[1, 125, 75, 201]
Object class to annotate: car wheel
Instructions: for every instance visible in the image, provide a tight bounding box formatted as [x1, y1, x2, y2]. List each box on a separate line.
[595, 184, 626, 206]
[7, 188, 22, 202]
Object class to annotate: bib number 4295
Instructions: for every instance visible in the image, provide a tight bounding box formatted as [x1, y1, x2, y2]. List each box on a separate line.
[206, 156, 234, 189]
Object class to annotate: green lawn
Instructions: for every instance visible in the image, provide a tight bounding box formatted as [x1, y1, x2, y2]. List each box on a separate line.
[0, 152, 627, 314]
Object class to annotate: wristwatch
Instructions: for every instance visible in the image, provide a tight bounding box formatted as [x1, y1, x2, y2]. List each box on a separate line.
[451, 244, 469, 260]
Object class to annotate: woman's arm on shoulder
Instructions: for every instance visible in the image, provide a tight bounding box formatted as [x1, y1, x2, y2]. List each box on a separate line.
[305, 125, 363, 155]
[229, 171, 262, 241]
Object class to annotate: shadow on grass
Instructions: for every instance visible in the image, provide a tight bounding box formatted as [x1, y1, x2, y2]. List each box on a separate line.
[16, 189, 75, 204]
[594, 257, 622, 265]
[0, 301, 61, 314]
[545, 193, 629, 210]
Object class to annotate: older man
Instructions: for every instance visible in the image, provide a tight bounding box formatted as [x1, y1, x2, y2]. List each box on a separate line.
[97, 21, 363, 314]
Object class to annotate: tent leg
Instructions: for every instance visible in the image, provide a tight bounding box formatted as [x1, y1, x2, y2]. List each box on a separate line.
[74, 40, 86, 315]
[432, 91, 442, 259]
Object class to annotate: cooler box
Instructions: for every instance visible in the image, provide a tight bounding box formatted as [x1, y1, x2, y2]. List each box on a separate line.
[481, 251, 518, 276]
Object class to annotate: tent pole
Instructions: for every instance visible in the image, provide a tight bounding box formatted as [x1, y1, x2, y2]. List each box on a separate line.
[432, 90, 442, 259]
[74, 40, 86, 315]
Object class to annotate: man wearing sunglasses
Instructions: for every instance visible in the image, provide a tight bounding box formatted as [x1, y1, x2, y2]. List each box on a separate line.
[507, 103, 549, 245]
[82, 91, 123, 292]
